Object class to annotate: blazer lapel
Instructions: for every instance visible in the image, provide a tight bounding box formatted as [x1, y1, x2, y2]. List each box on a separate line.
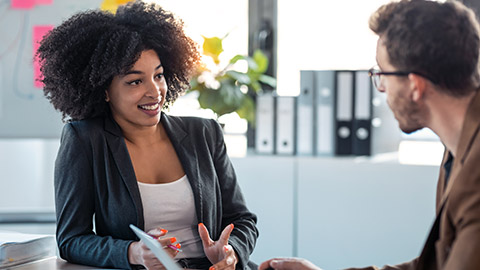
[416, 204, 444, 270]
[103, 115, 144, 229]
[161, 113, 204, 222]
[435, 150, 448, 212]
[437, 91, 480, 210]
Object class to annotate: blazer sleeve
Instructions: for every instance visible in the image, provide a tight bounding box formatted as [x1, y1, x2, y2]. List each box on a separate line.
[209, 119, 259, 269]
[343, 257, 418, 270]
[55, 123, 134, 269]
[442, 176, 480, 268]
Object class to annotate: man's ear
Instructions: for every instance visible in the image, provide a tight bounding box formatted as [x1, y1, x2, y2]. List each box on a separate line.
[408, 73, 427, 102]
[105, 90, 110, 102]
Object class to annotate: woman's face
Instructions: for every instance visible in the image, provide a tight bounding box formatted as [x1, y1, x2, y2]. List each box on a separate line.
[106, 49, 167, 130]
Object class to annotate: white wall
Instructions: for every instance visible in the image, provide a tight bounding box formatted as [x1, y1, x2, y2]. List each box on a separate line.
[0, 139, 58, 211]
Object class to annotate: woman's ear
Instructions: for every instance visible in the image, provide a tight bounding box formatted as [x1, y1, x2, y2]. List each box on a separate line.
[105, 90, 110, 102]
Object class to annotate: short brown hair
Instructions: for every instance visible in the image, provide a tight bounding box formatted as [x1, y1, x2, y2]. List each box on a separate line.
[369, 0, 480, 96]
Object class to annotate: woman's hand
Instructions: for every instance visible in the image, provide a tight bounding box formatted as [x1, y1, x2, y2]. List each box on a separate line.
[258, 258, 323, 270]
[198, 223, 238, 270]
[128, 227, 180, 270]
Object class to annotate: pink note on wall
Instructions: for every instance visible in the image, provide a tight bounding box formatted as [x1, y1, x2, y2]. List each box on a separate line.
[33, 25, 54, 88]
[35, 0, 53, 5]
[11, 0, 35, 9]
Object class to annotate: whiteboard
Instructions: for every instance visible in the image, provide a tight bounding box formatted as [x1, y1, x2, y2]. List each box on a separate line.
[0, 0, 103, 138]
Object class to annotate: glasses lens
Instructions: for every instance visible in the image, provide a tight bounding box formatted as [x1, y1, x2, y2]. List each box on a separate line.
[373, 74, 381, 89]
[368, 67, 381, 89]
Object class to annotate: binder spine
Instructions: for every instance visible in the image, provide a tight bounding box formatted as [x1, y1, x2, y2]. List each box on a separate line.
[335, 71, 354, 156]
[255, 93, 275, 154]
[275, 96, 296, 155]
[315, 70, 335, 156]
[352, 70, 373, 156]
[296, 71, 316, 156]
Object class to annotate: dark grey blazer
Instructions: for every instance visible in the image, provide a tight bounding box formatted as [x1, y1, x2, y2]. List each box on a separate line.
[54, 113, 258, 269]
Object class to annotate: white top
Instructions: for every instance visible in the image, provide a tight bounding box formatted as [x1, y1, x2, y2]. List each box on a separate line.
[137, 175, 204, 259]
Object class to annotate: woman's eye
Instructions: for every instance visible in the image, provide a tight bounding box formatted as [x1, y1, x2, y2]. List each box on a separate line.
[127, 80, 141, 86]
[155, 73, 164, 80]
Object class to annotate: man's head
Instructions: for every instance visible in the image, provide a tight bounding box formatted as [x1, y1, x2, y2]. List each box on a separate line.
[369, 0, 480, 133]
[370, 0, 480, 94]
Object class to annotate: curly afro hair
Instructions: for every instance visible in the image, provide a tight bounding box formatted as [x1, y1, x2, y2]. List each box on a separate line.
[37, 0, 201, 121]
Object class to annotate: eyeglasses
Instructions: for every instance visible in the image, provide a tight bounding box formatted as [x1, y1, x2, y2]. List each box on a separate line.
[368, 66, 436, 90]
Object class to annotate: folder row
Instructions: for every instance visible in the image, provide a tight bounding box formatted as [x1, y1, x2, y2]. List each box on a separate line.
[255, 70, 398, 156]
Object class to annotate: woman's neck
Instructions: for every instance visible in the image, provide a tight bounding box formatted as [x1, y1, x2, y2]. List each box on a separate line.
[113, 117, 167, 147]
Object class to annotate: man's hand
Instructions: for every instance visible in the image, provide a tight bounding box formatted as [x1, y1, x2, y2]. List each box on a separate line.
[259, 258, 323, 270]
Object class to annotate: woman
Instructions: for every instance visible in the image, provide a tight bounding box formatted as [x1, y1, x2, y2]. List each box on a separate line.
[37, 1, 258, 269]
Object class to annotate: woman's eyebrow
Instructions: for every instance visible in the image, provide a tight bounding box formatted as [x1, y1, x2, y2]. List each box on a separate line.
[124, 64, 163, 76]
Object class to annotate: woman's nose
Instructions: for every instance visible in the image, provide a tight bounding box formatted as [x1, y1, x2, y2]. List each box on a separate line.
[146, 80, 161, 99]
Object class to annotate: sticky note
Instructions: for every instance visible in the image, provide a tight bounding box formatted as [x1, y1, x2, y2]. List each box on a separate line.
[11, 0, 35, 9]
[101, 0, 132, 14]
[35, 0, 53, 5]
[33, 25, 54, 88]
[100, 0, 117, 13]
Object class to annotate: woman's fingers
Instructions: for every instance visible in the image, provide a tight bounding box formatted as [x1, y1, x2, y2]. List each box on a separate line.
[218, 224, 234, 245]
[157, 237, 180, 257]
[209, 245, 237, 270]
[198, 223, 234, 246]
[139, 235, 180, 270]
[198, 222, 214, 247]
[147, 227, 168, 239]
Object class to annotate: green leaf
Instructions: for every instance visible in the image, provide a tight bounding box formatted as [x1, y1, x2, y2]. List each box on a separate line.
[225, 70, 251, 85]
[250, 81, 262, 92]
[230, 54, 259, 71]
[197, 87, 220, 109]
[258, 74, 277, 87]
[245, 57, 259, 71]
[218, 80, 244, 108]
[189, 77, 199, 90]
[236, 95, 255, 124]
[197, 80, 245, 117]
[202, 36, 223, 64]
[252, 49, 269, 73]
[229, 54, 246, 64]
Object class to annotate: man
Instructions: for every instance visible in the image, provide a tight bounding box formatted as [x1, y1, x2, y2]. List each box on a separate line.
[259, 0, 480, 269]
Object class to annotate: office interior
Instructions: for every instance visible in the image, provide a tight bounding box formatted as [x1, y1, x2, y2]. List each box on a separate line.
[1, 0, 478, 269]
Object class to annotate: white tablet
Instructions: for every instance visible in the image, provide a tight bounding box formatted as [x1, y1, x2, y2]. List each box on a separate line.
[129, 224, 182, 270]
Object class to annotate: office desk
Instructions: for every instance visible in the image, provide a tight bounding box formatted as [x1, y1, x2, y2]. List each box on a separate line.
[10, 257, 116, 270]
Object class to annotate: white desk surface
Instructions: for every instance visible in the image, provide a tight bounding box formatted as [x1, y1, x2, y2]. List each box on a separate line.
[9, 257, 117, 270]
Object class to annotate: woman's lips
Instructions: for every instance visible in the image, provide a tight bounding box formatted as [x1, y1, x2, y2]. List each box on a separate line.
[138, 102, 160, 116]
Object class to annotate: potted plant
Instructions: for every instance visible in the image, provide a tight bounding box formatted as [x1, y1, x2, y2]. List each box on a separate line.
[189, 35, 276, 125]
